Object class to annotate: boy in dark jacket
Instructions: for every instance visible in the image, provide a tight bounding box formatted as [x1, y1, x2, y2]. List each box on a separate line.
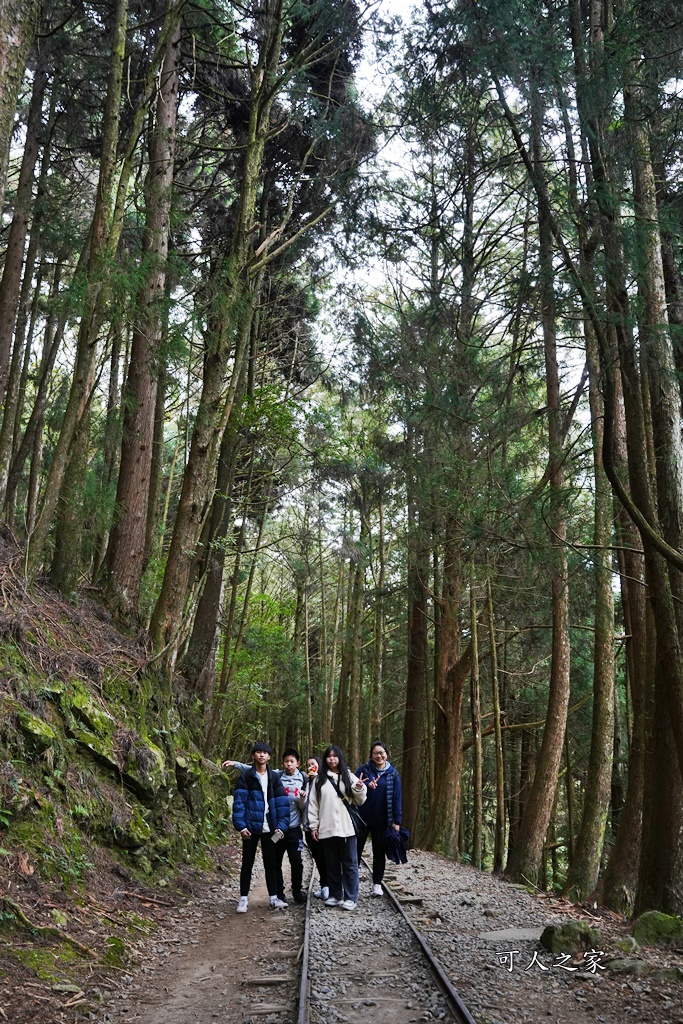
[226, 742, 290, 913]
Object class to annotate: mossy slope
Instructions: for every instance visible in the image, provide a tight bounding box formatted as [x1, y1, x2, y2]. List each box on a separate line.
[0, 574, 231, 888]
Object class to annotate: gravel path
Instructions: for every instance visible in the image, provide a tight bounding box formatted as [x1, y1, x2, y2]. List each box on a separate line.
[391, 851, 683, 1024]
[307, 868, 454, 1024]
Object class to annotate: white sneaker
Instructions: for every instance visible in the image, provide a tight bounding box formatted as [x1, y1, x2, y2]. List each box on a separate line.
[313, 886, 329, 900]
[372, 883, 383, 896]
[340, 899, 357, 911]
[324, 896, 341, 906]
[269, 896, 288, 909]
[236, 896, 248, 913]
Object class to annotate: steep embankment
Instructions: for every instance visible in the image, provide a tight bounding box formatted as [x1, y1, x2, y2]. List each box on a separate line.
[0, 527, 233, 1018]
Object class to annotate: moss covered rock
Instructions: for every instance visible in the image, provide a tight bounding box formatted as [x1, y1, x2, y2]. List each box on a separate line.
[614, 935, 640, 955]
[58, 681, 168, 804]
[632, 910, 683, 946]
[110, 803, 152, 850]
[0, 595, 231, 883]
[114, 729, 168, 803]
[603, 958, 648, 977]
[68, 685, 116, 735]
[540, 921, 602, 954]
[651, 966, 683, 982]
[17, 710, 57, 753]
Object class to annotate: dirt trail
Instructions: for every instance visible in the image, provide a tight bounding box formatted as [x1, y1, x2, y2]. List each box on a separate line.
[95, 872, 305, 1024]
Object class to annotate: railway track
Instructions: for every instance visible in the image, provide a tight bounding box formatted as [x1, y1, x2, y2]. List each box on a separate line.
[296, 858, 478, 1024]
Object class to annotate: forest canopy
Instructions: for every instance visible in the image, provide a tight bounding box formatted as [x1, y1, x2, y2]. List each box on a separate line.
[1, 0, 683, 917]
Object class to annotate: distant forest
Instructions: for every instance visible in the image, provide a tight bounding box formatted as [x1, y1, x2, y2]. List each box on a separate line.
[1, 0, 683, 916]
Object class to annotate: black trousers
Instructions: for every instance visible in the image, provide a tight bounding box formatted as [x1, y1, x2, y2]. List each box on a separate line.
[320, 835, 359, 902]
[240, 832, 279, 897]
[304, 829, 328, 888]
[274, 826, 304, 897]
[356, 821, 386, 883]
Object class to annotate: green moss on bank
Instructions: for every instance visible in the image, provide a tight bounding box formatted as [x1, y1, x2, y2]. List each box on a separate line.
[0, 610, 232, 889]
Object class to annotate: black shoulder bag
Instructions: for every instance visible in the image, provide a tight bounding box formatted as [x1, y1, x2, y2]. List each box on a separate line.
[332, 775, 364, 834]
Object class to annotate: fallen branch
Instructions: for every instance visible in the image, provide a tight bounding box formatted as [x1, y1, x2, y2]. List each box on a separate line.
[1, 897, 97, 959]
[85, 897, 146, 932]
[120, 890, 173, 907]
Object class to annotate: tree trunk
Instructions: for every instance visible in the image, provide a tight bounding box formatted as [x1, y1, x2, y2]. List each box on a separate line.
[143, 359, 167, 568]
[332, 539, 355, 749]
[0, 233, 39, 505]
[180, 383, 245, 691]
[5, 256, 69, 515]
[563, 312, 615, 900]
[346, 512, 367, 771]
[0, 0, 42, 211]
[469, 577, 482, 870]
[635, 596, 683, 915]
[401, 448, 428, 839]
[627, 86, 683, 778]
[49, 409, 90, 595]
[149, 2, 286, 662]
[506, 83, 571, 885]
[369, 495, 385, 741]
[420, 526, 471, 854]
[91, 322, 124, 580]
[0, 42, 47, 407]
[25, 0, 129, 572]
[26, 0, 183, 575]
[325, 543, 344, 741]
[105, 16, 182, 616]
[599, 332, 649, 912]
[487, 578, 506, 873]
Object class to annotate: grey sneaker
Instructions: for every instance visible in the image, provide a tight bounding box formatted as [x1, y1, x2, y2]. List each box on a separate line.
[314, 886, 329, 900]
[236, 896, 248, 913]
[269, 896, 288, 909]
[324, 896, 341, 906]
[340, 899, 357, 911]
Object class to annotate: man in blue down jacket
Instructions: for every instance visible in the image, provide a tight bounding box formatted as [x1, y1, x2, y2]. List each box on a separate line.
[230, 741, 290, 913]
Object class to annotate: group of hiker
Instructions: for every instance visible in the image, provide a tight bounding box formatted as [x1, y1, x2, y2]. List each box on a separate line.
[222, 740, 405, 913]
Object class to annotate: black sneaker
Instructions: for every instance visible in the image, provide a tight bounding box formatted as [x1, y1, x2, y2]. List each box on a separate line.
[293, 891, 306, 904]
